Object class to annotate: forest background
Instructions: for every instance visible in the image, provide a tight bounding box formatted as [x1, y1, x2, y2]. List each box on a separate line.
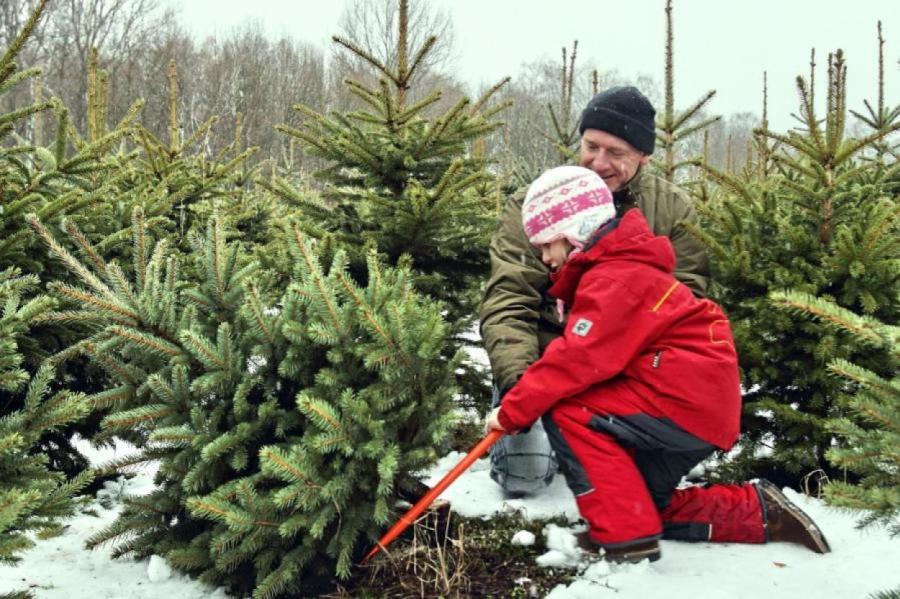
[7, 0, 897, 178]
[1, 0, 897, 597]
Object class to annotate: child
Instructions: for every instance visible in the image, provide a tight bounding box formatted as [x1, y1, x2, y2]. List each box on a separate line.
[484, 165, 830, 563]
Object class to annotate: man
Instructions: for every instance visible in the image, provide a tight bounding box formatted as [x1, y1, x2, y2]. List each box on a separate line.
[479, 88, 831, 560]
[482, 165, 829, 562]
[480, 86, 709, 496]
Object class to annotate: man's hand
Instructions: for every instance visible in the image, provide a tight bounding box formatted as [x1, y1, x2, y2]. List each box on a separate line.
[484, 407, 506, 435]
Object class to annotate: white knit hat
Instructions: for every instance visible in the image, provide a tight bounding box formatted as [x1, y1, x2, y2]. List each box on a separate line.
[522, 166, 615, 248]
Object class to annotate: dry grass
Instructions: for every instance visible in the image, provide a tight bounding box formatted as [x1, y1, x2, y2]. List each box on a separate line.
[363, 508, 470, 598]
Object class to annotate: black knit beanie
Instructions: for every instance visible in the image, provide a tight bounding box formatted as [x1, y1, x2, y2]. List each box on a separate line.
[578, 86, 657, 154]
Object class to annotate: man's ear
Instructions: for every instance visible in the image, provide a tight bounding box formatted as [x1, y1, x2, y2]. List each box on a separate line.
[638, 154, 651, 166]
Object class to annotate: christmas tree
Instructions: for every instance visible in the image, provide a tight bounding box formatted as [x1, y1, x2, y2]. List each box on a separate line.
[689, 50, 900, 483]
[262, 0, 507, 408]
[772, 290, 899, 535]
[0, 267, 92, 599]
[0, 0, 144, 487]
[654, 0, 719, 184]
[31, 207, 458, 597]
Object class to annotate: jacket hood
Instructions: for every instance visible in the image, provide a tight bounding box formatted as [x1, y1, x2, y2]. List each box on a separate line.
[548, 208, 676, 304]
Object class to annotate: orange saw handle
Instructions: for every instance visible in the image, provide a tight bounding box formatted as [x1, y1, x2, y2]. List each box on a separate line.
[362, 429, 505, 563]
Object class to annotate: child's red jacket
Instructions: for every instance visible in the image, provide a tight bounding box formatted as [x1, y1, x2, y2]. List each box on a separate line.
[497, 208, 741, 450]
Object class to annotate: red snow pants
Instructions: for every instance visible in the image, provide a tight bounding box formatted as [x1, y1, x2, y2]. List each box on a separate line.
[543, 385, 765, 549]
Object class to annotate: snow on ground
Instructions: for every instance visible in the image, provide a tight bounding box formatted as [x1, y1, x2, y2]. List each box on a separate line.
[0, 438, 229, 599]
[2, 443, 897, 598]
[426, 451, 898, 599]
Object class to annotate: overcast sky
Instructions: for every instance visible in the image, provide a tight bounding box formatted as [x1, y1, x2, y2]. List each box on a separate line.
[168, 0, 899, 131]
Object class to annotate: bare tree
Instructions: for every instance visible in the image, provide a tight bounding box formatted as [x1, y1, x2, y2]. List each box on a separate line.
[489, 53, 645, 183]
[335, 0, 455, 76]
[330, 0, 458, 111]
[0, 0, 45, 52]
[37, 0, 175, 129]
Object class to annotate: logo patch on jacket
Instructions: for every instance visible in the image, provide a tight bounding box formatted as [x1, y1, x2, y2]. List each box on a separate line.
[572, 318, 594, 337]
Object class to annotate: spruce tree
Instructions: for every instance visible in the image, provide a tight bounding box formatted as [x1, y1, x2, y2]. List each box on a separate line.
[31, 208, 457, 597]
[262, 0, 507, 407]
[0, 3, 139, 278]
[500, 40, 583, 192]
[0, 267, 92, 599]
[689, 51, 900, 483]
[655, 0, 720, 184]
[0, 1, 146, 483]
[850, 22, 900, 162]
[771, 290, 899, 534]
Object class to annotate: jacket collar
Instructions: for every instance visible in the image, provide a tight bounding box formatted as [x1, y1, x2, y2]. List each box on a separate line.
[547, 208, 675, 305]
[612, 167, 647, 215]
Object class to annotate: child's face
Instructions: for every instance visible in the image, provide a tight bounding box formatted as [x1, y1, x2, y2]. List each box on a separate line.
[540, 238, 574, 272]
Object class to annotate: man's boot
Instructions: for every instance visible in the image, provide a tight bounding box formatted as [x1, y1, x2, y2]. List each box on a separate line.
[576, 533, 662, 563]
[756, 479, 831, 554]
[603, 540, 662, 564]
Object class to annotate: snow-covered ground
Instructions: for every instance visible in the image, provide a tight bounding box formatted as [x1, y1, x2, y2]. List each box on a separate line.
[2, 443, 896, 598]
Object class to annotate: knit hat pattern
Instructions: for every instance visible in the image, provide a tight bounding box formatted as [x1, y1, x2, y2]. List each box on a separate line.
[522, 166, 615, 248]
[578, 86, 657, 154]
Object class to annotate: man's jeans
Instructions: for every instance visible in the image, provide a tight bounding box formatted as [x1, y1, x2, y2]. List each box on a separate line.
[488, 386, 558, 496]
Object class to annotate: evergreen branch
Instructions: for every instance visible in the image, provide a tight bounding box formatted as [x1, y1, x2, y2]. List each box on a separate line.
[149, 425, 195, 447]
[85, 386, 134, 410]
[83, 341, 139, 385]
[770, 290, 887, 346]
[0, 67, 42, 100]
[406, 35, 438, 82]
[28, 216, 115, 300]
[145, 373, 178, 405]
[343, 79, 385, 113]
[331, 36, 396, 84]
[796, 76, 826, 151]
[473, 102, 513, 128]
[689, 159, 755, 203]
[62, 219, 109, 277]
[0, 100, 55, 129]
[288, 224, 344, 334]
[828, 360, 898, 402]
[335, 270, 410, 369]
[259, 447, 320, 489]
[48, 283, 139, 323]
[105, 263, 139, 311]
[208, 213, 227, 306]
[246, 285, 276, 345]
[107, 326, 183, 358]
[394, 91, 443, 126]
[0, 0, 48, 74]
[90, 451, 157, 477]
[253, 557, 301, 599]
[298, 395, 342, 433]
[834, 120, 900, 164]
[179, 329, 227, 371]
[470, 77, 511, 116]
[180, 116, 220, 151]
[102, 404, 176, 430]
[380, 78, 396, 129]
[673, 116, 721, 143]
[133, 208, 148, 290]
[768, 152, 821, 181]
[547, 103, 568, 141]
[672, 90, 717, 130]
[755, 127, 821, 160]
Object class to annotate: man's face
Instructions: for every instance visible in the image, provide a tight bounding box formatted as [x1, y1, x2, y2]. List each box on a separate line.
[578, 129, 650, 192]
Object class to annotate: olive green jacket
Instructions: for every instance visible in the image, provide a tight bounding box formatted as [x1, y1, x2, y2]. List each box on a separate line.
[479, 170, 710, 392]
